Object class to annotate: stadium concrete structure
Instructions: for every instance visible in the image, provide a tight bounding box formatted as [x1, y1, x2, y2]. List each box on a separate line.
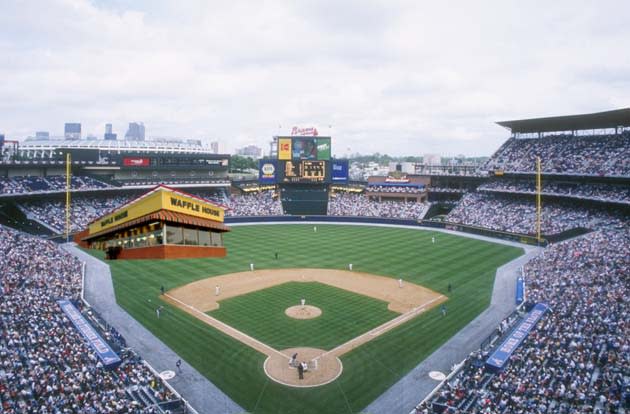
[0, 108, 628, 414]
[79, 185, 230, 259]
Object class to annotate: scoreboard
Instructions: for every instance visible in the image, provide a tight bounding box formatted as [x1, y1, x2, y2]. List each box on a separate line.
[259, 134, 334, 215]
[279, 160, 328, 183]
[258, 135, 340, 185]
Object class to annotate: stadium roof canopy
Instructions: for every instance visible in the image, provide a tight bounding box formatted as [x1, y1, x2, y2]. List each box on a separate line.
[497, 108, 630, 133]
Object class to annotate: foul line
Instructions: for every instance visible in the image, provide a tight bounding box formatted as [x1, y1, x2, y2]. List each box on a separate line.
[318, 294, 447, 360]
[164, 293, 289, 360]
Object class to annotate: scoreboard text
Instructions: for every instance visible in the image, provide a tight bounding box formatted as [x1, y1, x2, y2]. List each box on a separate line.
[280, 160, 327, 183]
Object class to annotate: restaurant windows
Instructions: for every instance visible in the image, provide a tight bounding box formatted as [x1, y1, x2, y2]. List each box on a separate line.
[98, 223, 223, 249]
[211, 232, 223, 246]
[183, 228, 198, 245]
[164, 224, 223, 247]
[198, 230, 211, 246]
[165, 225, 184, 245]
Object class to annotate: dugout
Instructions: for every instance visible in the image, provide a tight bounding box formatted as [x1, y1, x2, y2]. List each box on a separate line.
[81, 185, 230, 259]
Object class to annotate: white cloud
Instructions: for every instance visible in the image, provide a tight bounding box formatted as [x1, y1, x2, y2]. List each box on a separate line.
[0, 0, 629, 156]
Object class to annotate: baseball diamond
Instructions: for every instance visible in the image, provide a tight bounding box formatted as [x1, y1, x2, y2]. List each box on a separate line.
[162, 269, 447, 387]
[104, 224, 524, 413]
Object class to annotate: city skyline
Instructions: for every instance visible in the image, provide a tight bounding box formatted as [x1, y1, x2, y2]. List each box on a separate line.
[1, 0, 629, 156]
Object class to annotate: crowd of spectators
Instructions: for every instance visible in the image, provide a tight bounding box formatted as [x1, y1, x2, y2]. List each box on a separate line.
[120, 179, 230, 187]
[429, 187, 468, 193]
[0, 225, 175, 413]
[21, 195, 135, 233]
[328, 193, 428, 219]
[366, 185, 425, 193]
[0, 175, 111, 195]
[224, 191, 282, 216]
[478, 179, 629, 204]
[424, 230, 629, 413]
[445, 192, 627, 235]
[17, 190, 434, 230]
[484, 132, 630, 176]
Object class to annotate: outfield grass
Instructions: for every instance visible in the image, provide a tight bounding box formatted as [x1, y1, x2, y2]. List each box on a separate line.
[210, 281, 398, 350]
[103, 224, 523, 414]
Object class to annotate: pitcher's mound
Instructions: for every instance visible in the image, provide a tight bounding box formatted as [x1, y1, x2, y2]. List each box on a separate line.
[264, 347, 343, 387]
[285, 305, 322, 319]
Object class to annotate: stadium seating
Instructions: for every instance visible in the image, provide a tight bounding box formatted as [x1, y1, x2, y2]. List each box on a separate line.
[0, 225, 184, 413]
[21, 195, 136, 233]
[224, 192, 283, 216]
[445, 192, 627, 235]
[421, 230, 629, 414]
[328, 193, 428, 219]
[0, 175, 111, 195]
[366, 185, 424, 194]
[478, 179, 629, 204]
[484, 132, 630, 176]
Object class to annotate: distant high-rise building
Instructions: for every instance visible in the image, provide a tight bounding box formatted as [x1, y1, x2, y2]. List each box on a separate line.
[35, 131, 50, 140]
[236, 145, 262, 158]
[0, 134, 4, 150]
[210, 141, 219, 154]
[64, 123, 81, 140]
[104, 123, 117, 140]
[125, 122, 145, 141]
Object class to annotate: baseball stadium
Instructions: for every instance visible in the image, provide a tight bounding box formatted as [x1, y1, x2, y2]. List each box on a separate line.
[0, 107, 628, 414]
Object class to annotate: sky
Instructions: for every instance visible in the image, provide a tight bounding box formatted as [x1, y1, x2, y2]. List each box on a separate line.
[1, 0, 629, 157]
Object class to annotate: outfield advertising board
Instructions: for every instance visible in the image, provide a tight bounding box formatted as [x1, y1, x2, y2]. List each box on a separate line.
[278, 138, 292, 160]
[331, 159, 349, 183]
[277, 136, 331, 161]
[123, 157, 150, 167]
[259, 159, 277, 184]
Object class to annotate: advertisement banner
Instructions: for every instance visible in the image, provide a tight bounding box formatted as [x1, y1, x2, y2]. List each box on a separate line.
[516, 276, 524, 304]
[316, 137, 331, 160]
[58, 300, 121, 368]
[123, 157, 150, 167]
[258, 159, 277, 184]
[332, 160, 349, 183]
[278, 138, 292, 160]
[486, 303, 548, 371]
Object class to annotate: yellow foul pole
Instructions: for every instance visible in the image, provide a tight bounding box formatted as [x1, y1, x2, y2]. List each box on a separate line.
[65, 153, 71, 242]
[536, 156, 542, 243]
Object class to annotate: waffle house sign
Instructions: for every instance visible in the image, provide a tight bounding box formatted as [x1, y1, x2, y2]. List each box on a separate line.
[89, 187, 225, 235]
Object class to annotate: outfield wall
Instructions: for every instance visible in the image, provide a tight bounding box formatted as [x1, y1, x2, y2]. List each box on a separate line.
[225, 215, 552, 246]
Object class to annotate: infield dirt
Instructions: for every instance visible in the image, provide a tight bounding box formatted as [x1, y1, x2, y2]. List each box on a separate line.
[163, 268, 446, 386]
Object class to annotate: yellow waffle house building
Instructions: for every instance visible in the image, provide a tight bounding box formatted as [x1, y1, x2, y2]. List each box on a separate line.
[80, 185, 230, 259]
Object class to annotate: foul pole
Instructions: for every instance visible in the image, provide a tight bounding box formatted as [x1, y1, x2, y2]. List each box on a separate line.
[65, 153, 71, 242]
[535, 156, 542, 243]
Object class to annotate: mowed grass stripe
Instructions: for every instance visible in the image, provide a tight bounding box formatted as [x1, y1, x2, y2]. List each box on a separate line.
[209, 281, 397, 350]
[100, 224, 523, 414]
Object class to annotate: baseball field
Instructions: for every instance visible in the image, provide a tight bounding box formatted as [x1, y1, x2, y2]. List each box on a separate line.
[104, 224, 523, 414]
